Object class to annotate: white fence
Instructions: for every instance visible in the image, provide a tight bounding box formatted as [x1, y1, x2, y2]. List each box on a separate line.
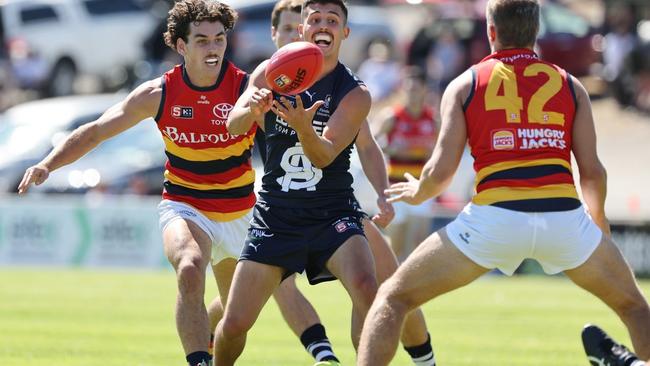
[0, 195, 166, 268]
[1, 195, 649, 275]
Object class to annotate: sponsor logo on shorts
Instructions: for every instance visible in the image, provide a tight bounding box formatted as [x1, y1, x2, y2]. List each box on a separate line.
[248, 242, 262, 252]
[250, 228, 274, 238]
[492, 130, 515, 150]
[334, 219, 359, 233]
[179, 210, 197, 217]
[458, 231, 471, 244]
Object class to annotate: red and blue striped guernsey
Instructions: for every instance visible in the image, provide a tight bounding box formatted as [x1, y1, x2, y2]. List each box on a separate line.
[155, 62, 256, 221]
[463, 48, 581, 212]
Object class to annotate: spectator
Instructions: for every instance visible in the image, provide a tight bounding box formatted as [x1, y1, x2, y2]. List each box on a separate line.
[603, 2, 638, 84]
[373, 66, 438, 261]
[356, 39, 401, 104]
[426, 25, 464, 98]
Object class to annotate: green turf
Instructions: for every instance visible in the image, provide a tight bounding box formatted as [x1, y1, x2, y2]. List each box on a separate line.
[0, 268, 647, 366]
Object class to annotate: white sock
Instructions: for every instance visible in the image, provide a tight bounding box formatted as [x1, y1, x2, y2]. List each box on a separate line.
[412, 352, 435, 366]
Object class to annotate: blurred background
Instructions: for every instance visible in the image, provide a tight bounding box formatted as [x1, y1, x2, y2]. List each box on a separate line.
[0, 0, 649, 275]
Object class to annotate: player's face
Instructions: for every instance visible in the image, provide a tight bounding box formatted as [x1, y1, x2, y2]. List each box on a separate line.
[299, 3, 349, 58]
[272, 10, 302, 48]
[404, 77, 427, 106]
[177, 21, 227, 74]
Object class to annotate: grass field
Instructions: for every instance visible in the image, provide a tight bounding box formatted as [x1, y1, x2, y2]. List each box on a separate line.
[1, 268, 648, 366]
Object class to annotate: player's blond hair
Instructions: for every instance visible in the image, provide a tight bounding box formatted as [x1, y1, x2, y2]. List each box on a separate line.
[272, 0, 304, 28]
[486, 0, 539, 48]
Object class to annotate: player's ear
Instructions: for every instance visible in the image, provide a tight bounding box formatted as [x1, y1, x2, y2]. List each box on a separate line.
[176, 38, 187, 57]
[487, 23, 497, 44]
[343, 25, 350, 39]
[271, 26, 278, 40]
[298, 23, 304, 37]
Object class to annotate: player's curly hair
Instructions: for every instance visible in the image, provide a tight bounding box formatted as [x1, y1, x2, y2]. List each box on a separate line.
[164, 0, 238, 51]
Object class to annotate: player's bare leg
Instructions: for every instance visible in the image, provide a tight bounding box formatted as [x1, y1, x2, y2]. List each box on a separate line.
[274, 274, 321, 335]
[213, 260, 284, 366]
[386, 220, 409, 262]
[273, 275, 340, 363]
[358, 229, 488, 366]
[365, 219, 435, 365]
[163, 219, 213, 362]
[326, 235, 378, 349]
[565, 236, 650, 360]
[207, 258, 237, 355]
[364, 219, 428, 346]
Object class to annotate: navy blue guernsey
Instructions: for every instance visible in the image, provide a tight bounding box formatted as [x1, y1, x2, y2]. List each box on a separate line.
[259, 62, 364, 208]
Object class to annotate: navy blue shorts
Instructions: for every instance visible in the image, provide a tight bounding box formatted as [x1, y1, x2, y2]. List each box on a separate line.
[240, 199, 366, 284]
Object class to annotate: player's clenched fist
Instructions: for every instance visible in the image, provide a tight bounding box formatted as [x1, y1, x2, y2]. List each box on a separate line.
[17, 165, 50, 195]
[249, 88, 273, 117]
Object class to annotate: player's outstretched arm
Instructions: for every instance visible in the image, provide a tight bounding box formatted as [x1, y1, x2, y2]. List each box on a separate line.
[355, 120, 394, 228]
[17, 79, 162, 195]
[227, 61, 272, 135]
[386, 71, 469, 205]
[570, 75, 610, 235]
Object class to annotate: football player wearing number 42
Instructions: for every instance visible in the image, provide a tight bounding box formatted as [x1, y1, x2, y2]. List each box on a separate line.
[357, 0, 650, 365]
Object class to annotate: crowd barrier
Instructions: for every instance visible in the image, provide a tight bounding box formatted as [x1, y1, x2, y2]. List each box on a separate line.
[1, 195, 649, 275]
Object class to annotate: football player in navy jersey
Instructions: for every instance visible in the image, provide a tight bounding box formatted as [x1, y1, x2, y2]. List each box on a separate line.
[207, 1, 436, 365]
[212, 0, 391, 365]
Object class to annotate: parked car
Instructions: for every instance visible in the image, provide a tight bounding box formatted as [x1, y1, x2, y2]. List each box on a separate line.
[0, 93, 127, 193]
[30, 118, 165, 194]
[0, 0, 157, 96]
[226, 0, 396, 71]
[406, 1, 601, 77]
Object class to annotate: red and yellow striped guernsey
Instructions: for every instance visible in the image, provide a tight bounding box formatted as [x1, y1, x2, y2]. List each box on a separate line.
[386, 105, 437, 184]
[155, 62, 256, 221]
[463, 48, 581, 212]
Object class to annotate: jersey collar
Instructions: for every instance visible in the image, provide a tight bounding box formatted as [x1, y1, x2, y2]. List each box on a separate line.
[480, 48, 538, 63]
[181, 61, 229, 92]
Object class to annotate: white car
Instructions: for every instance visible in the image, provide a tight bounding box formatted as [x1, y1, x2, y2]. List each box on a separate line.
[0, 93, 127, 192]
[1, 0, 157, 96]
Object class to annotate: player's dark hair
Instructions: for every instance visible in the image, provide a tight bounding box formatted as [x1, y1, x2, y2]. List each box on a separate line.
[302, 0, 348, 24]
[486, 0, 539, 48]
[164, 0, 238, 51]
[272, 0, 303, 28]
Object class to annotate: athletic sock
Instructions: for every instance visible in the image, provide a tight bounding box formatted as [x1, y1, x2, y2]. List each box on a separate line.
[404, 333, 436, 366]
[208, 334, 214, 358]
[186, 351, 212, 366]
[299, 323, 339, 362]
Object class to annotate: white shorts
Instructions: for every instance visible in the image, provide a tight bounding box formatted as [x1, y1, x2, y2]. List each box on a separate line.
[445, 203, 602, 275]
[158, 199, 252, 265]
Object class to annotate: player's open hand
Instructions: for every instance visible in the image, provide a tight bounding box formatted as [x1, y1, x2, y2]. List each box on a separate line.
[271, 95, 324, 134]
[385, 172, 424, 206]
[249, 88, 273, 117]
[371, 196, 394, 228]
[18, 165, 50, 195]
